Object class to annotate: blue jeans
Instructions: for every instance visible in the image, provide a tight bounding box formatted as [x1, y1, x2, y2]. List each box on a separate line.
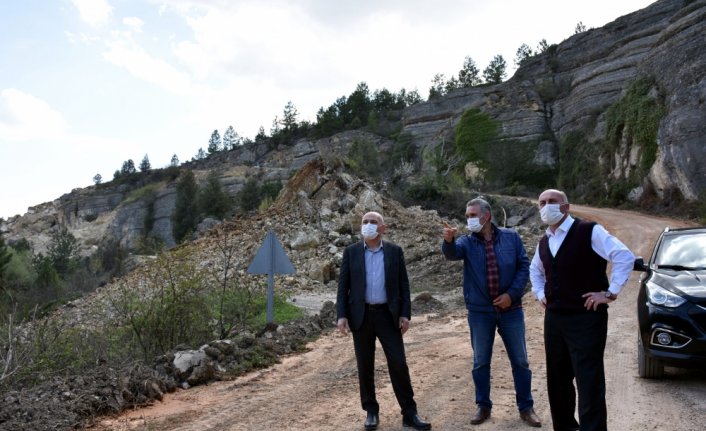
[467, 307, 534, 411]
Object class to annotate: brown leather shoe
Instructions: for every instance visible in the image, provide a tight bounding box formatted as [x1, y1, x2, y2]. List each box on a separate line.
[519, 408, 542, 427]
[470, 407, 490, 425]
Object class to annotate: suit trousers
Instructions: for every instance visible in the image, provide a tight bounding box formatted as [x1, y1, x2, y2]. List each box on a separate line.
[352, 304, 417, 416]
[544, 309, 608, 431]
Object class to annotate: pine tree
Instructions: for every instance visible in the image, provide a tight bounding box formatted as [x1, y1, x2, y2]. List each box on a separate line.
[403, 89, 423, 106]
[515, 44, 534, 67]
[121, 159, 136, 175]
[574, 21, 587, 34]
[170, 154, 180, 167]
[429, 73, 447, 99]
[458, 56, 481, 87]
[255, 126, 267, 142]
[195, 148, 206, 160]
[47, 227, 80, 277]
[172, 170, 199, 243]
[223, 125, 240, 150]
[199, 170, 232, 219]
[444, 76, 460, 93]
[537, 39, 549, 53]
[483, 54, 507, 84]
[237, 178, 261, 212]
[208, 130, 222, 154]
[345, 83, 371, 127]
[139, 154, 151, 172]
[270, 116, 281, 136]
[281, 101, 299, 132]
[93, 173, 102, 185]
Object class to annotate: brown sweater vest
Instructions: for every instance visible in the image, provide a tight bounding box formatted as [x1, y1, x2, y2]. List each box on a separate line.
[539, 219, 609, 312]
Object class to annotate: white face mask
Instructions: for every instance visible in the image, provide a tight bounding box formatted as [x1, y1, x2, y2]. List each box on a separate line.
[467, 217, 484, 233]
[361, 223, 379, 240]
[540, 204, 564, 225]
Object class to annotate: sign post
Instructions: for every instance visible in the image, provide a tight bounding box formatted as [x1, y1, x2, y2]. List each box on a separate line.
[246, 231, 296, 324]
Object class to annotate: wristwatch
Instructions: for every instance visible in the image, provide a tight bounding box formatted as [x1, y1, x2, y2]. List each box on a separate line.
[605, 291, 617, 300]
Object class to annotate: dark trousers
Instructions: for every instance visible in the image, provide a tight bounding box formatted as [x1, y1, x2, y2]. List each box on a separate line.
[352, 304, 417, 417]
[544, 309, 608, 431]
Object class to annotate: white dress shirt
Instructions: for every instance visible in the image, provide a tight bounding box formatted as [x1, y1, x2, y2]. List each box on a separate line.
[530, 215, 635, 301]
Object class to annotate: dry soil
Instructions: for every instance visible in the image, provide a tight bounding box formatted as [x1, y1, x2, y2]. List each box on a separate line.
[92, 206, 705, 431]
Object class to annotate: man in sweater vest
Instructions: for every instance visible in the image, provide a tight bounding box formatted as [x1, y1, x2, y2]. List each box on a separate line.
[529, 189, 634, 431]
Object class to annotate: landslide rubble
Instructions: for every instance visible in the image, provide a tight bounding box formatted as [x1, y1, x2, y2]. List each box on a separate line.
[0, 158, 542, 430]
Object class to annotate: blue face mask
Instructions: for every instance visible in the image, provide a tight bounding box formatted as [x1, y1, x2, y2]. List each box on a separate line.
[361, 223, 379, 239]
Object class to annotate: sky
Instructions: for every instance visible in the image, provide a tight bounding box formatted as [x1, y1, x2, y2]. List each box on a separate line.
[0, 0, 656, 219]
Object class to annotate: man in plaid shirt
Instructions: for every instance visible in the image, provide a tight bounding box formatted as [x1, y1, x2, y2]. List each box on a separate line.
[442, 197, 541, 428]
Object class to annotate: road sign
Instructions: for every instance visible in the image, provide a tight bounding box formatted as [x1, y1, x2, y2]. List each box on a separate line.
[247, 231, 296, 323]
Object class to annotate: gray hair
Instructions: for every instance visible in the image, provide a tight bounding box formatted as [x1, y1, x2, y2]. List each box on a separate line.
[466, 197, 491, 216]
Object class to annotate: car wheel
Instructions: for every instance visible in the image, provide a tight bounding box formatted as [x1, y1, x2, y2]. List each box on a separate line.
[638, 334, 664, 378]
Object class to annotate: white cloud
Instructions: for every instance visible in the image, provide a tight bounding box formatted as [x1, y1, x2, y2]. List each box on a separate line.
[170, 3, 326, 80]
[64, 31, 100, 45]
[71, 0, 113, 27]
[123, 17, 144, 33]
[0, 89, 70, 141]
[102, 37, 194, 95]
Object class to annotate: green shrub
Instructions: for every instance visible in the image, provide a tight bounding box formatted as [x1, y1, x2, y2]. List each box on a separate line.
[248, 294, 304, 328]
[454, 108, 499, 165]
[406, 176, 444, 201]
[390, 132, 416, 163]
[557, 131, 603, 201]
[260, 180, 283, 202]
[237, 179, 282, 213]
[107, 249, 211, 360]
[0, 316, 117, 390]
[346, 138, 381, 178]
[605, 77, 666, 174]
[123, 183, 159, 205]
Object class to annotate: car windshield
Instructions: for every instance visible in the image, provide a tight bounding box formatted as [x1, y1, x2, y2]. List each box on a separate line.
[655, 232, 706, 268]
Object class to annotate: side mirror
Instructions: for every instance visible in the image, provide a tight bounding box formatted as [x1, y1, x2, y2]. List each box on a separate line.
[633, 257, 647, 272]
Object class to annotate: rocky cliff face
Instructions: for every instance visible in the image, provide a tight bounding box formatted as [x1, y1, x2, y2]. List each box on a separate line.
[402, 0, 705, 203]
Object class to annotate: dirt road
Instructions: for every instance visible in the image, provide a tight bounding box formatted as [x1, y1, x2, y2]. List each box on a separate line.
[94, 207, 705, 431]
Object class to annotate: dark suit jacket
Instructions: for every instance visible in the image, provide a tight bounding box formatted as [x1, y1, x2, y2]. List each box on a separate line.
[336, 240, 412, 331]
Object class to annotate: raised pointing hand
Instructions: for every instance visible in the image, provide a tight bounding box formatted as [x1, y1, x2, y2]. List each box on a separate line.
[443, 221, 457, 243]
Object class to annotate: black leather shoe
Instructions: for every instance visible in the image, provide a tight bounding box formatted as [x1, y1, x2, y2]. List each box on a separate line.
[364, 412, 379, 430]
[403, 413, 432, 430]
[470, 407, 491, 425]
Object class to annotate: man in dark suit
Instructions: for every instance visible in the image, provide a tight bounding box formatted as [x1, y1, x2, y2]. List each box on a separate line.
[336, 211, 431, 431]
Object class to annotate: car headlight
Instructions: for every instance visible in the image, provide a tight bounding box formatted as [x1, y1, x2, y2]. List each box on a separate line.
[646, 280, 686, 308]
